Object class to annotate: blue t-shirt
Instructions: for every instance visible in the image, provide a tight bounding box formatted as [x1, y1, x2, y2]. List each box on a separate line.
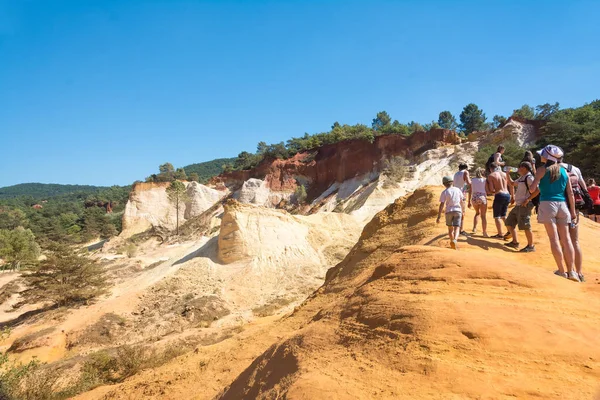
[539, 167, 568, 202]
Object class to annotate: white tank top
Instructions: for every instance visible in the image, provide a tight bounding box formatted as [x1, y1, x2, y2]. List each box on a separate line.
[471, 177, 487, 194]
[453, 171, 467, 191]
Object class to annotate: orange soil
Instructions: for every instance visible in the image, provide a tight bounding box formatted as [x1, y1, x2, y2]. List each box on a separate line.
[77, 187, 600, 400]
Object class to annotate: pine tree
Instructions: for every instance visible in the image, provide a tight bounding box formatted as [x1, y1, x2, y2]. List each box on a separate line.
[23, 244, 108, 306]
[166, 180, 190, 236]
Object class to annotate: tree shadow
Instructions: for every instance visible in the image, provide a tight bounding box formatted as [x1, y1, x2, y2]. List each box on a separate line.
[0, 304, 58, 330]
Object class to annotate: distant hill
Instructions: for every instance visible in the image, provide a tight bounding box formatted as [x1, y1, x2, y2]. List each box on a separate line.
[183, 157, 236, 183]
[0, 183, 109, 199]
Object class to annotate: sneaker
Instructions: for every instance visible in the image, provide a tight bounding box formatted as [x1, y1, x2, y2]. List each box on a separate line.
[503, 232, 512, 241]
[504, 242, 519, 249]
[554, 270, 567, 278]
[519, 245, 536, 253]
[567, 271, 581, 282]
[450, 240, 457, 250]
[578, 273, 585, 282]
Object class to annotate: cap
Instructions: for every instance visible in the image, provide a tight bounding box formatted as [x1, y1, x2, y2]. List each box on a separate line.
[442, 176, 453, 185]
[536, 144, 564, 162]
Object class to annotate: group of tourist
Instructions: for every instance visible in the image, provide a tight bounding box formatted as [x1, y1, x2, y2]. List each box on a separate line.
[437, 144, 600, 283]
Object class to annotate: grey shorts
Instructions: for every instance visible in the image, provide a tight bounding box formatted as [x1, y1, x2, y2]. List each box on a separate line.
[537, 201, 571, 226]
[445, 211, 462, 227]
[505, 203, 534, 230]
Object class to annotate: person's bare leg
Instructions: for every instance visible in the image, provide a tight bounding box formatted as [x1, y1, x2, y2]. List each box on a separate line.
[460, 202, 466, 233]
[557, 224, 575, 273]
[453, 225, 460, 242]
[507, 225, 518, 244]
[479, 204, 488, 235]
[524, 229, 533, 247]
[569, 225, 582, 274]
[544, 223, 566, 274]
[447, 226, 453, 242]
[473, 210, 479, 233]
[494, 218, 503, 236]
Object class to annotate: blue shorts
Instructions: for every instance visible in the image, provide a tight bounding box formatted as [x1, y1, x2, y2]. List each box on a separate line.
[493, 192, 511, 219]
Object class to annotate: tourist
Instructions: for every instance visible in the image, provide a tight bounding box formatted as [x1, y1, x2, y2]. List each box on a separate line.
[453, 163, 471, 236]
[588, 179, 600, 223]
[437, 176, 464, 250]
[468, 167, 489, 237]
[522, 150, 537, 174]
[529, 145, 579, 282]
[504, 162, 536, 252]
[486, 162, 513, 238]
[486, 145, 506, 173]
[560, 159, 589, 282]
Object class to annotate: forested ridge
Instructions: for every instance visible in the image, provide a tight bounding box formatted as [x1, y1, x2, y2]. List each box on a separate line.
[0, 99, 597, 269]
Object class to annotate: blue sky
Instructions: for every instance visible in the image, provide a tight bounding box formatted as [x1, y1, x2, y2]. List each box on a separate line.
[1, 0, 599, 187]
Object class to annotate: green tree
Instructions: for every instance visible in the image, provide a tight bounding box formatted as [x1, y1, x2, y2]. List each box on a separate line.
[537, 100, 600, 179]
[438, 111, 458, 130]
[166, 181, 189, 236]
[512, 104, 535, 119]
[423, 121, 441, 131]
[256, 141, 268, 155]
[0, 228, 40, 271]
[492, 115, 507, 128]
[188, 172, 200, 183]
[0, 209, 27, 230]
[535, 102, 560, 120]
[372, 111, 392, 131]
[174, 168, 187, 180]
[408, 121, 424, 133]
[159, 163, 175, 174]
[23, 244, 108, 307]
[459, 103, 487, 134]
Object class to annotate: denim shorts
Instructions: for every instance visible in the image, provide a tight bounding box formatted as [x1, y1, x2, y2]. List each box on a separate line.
[493, 192, 511, 218]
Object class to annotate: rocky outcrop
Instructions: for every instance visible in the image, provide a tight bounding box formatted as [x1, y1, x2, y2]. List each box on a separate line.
[120, 181, 226, 238]
[212, 129, 460, 199]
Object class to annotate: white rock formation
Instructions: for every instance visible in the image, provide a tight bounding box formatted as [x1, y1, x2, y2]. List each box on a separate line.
[121, 181, 226, 238]
[235, 178, 290, 207]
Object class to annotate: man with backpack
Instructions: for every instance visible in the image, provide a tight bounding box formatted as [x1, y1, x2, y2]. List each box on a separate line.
[504, 162, 537, 252]
[560, 160, 591, 282]
[486, 145, 506, 173]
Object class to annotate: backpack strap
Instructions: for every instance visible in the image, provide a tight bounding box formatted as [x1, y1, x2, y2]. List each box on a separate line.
[567, 164, 573, 173]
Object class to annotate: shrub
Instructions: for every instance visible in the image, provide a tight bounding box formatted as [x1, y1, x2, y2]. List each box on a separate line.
[0, 353, 59, 400]
[382, 156, 411, 187]
[294, 185, 307, 204]
[125, 243, 137, 258]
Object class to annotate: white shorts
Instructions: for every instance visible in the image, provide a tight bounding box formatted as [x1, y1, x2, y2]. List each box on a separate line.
[537, 201, 571, 226]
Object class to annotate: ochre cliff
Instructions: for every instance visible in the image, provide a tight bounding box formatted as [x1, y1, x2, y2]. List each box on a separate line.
[211, 129, 460, 197]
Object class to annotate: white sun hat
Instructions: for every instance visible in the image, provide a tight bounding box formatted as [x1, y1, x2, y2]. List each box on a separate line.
[537, 144, 564, 162]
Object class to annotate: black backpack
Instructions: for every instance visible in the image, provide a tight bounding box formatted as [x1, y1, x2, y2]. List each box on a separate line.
[524, 174, 541, 213]
[485, 153, 495, 172]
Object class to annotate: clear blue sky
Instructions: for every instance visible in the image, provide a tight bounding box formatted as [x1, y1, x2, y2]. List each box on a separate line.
[1, 0, 599, 187]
